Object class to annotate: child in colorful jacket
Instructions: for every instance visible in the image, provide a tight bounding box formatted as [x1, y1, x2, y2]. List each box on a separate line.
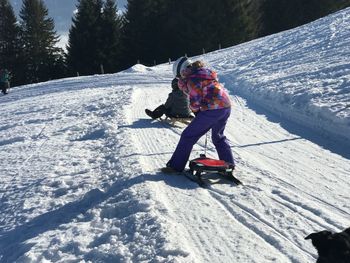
[162, 57, 234, 173]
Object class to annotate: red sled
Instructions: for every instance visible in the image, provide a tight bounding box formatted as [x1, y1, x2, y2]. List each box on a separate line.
[188, 154, 242, 185]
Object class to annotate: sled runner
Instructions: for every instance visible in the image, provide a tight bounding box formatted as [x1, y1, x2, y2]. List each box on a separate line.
[187, 154, 242, 187]
[161, 116, 193, 126]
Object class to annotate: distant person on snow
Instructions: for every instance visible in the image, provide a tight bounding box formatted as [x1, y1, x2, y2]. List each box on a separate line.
[0, 69, 11, 95]
[145, 78, 193, 119]
[161, 57, 234, 173]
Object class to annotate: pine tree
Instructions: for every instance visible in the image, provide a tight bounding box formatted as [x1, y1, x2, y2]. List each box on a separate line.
[100, 0, 123, 73]
[122, 0, 170, 67]
[0, 0, 21, 85]
[251, 0, 350, 38]
[66, 0, 104, 76]
[165, 0, 210, 56]
[122, 0, 145, 66]
[19, 0, 64, 83]
[334, 0, 350, 10]
[122, 0, 251, 66]
[160, 0, 195, 59]
[211, 0, 250, 49]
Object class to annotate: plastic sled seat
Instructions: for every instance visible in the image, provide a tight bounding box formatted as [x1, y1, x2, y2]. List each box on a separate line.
[189, 154, 235, 175]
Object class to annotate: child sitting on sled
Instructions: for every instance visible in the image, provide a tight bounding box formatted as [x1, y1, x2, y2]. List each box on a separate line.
[145, 78, 193, 119]
[162, 57, 234, 173]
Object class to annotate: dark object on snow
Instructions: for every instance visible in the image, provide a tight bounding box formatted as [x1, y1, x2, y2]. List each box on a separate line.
[305, 227, 350, 263]
[145, 105, 193, 120]
[0, 69, 10, 95]
[188, 154, 242, 187]
[145, 107, 163, 119]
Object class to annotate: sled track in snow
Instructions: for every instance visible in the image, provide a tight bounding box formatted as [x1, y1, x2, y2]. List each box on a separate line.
[127, 86, 257, 261]
[206, 187, 313, 262]
[237, 159, 350, 226]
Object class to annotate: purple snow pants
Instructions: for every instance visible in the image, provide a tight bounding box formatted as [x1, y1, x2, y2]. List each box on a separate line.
[167, 107, 234, 172]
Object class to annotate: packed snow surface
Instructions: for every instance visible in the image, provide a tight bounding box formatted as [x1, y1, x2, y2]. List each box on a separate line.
[1, 8, 349, 263]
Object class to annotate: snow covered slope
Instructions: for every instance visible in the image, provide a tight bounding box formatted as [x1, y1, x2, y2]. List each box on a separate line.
[210, 8, 350, 145]
[0, 8, 349, 263]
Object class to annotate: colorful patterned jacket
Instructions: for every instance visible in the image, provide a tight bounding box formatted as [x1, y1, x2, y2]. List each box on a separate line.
[178, 67, 231, 112]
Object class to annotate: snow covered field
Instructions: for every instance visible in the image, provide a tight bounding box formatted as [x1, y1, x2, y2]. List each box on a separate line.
[1, 8, 349, 263]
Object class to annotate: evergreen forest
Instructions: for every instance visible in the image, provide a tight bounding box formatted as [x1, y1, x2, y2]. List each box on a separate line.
[1, 0, 350, 86]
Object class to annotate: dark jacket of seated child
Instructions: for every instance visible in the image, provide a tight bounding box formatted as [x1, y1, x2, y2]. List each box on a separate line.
[145, 78, 193, 119]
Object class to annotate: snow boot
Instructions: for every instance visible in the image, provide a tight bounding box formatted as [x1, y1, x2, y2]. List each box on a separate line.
[145, 109, 157, 119]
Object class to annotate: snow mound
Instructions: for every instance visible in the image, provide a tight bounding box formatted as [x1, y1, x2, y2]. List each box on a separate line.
[124, 64, 154, 73]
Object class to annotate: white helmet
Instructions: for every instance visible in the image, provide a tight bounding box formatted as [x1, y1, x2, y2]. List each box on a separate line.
[173, 56, 192, 77]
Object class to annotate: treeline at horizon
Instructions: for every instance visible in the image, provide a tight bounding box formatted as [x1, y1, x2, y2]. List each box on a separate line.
[1, 0, 350, 87]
